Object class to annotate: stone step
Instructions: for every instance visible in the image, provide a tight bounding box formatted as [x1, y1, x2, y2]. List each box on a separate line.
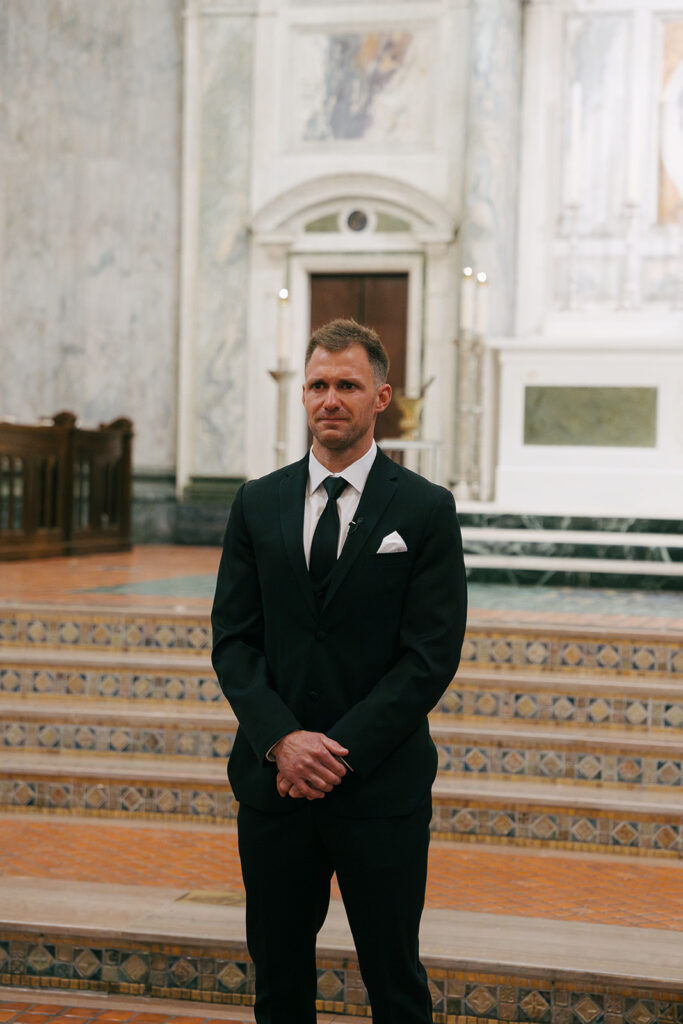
[0, 646, 223, 704]
[3, 647, 682, 736]
[2, 875, 682, 1021]
[2, 698, 681, 792]
[437, 665, 683, 732]
[430, 718, 683, 790]
[2, 605, 681, 681]
[1, 752, 680, 856]
[431, 775, 683, 856]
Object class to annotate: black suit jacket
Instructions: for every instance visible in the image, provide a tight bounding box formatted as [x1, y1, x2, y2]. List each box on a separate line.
[211, 448, 467, 817]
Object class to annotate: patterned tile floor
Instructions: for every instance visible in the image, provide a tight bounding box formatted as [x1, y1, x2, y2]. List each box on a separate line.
[1, 816, 682, 932]
[1, 546, 682, 627]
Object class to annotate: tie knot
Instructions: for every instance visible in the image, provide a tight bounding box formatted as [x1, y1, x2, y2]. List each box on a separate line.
[323, 476, 347, 502]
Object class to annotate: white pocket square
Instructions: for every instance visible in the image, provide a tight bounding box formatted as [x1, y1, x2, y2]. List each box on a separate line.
[377, 530, 407, 554]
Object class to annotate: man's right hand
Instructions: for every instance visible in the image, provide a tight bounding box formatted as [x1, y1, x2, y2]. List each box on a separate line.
[272, 730, 348, 800]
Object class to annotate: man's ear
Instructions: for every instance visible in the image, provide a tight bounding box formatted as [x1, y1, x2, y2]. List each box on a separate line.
[376, 383, 392, 414]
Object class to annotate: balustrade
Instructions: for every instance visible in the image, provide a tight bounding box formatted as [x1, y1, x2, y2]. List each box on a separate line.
[0, 412, 133, 560]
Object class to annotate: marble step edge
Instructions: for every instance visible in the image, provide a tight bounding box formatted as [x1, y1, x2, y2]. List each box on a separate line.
[0, 646, 211, 671]
[1, 751, 681, 815]
[2, 879, 683, 1002]
[2, 647, 681, 696]
[2, 602, 682, 643]
[2, 697, 682, 752]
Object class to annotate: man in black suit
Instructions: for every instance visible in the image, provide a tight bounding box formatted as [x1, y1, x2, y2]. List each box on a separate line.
[211, 318, 467, 1024]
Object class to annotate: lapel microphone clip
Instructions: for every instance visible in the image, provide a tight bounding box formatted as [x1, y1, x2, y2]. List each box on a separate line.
[348, 516, 364, 536]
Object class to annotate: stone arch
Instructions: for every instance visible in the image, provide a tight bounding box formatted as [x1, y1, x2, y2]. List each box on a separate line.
[251, 172, 457, 242]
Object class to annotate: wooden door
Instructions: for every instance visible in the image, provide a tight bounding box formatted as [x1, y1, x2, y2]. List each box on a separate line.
[309, 273, 408, 440]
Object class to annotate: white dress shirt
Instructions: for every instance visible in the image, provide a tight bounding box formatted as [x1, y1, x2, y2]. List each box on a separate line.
[304, 441, 377, 566]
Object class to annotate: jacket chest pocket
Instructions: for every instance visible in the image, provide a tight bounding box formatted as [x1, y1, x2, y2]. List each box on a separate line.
[354, 551, 413, 594]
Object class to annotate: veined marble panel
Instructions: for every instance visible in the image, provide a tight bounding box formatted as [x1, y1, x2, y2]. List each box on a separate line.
[0, 1, 182, 469]
[193, 13, 254, 476]
[460, 0, 522, 336]
[563, 13, 630, 235]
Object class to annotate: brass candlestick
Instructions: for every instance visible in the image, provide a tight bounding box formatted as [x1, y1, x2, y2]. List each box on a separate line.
[394, 377, 435, 440]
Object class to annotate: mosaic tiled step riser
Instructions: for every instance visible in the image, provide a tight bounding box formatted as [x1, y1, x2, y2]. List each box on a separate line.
[0, 775, 237, 820]
[0, 612, 211, 655]
[1, 775, 681, 855]
[435, 738, 683, 789]
[435, 683, 683, 732]
[0, 663, 221, 702]
[0, 932, 681, 1024]
[431, 798, 683, 856]
[0, 714, 236, 760]
[3, 714, 682, 792]
[2, 609, 682, 678]
[3, 664, 683, 736]
[459, 634, 683, 678]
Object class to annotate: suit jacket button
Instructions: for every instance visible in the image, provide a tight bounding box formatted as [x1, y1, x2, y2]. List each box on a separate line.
[315, 630, 326, 641]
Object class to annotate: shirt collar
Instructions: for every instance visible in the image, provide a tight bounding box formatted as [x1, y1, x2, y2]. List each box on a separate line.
[308, 440, 377, 496]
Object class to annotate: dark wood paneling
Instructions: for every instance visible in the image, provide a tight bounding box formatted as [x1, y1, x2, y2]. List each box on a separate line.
[310, 273, 408, 440]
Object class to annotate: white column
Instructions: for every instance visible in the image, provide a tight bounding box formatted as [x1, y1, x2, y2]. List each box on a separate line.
[176, 0, 202, 500]
[459, 0, 523, 339]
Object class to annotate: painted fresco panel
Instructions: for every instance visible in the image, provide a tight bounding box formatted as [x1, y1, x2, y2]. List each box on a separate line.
[290, 26, 435, 147]
[658, 20, 683, 225]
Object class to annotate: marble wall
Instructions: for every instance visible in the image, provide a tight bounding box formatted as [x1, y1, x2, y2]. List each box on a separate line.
[459, 0, 523, 337]
[192, 7, 254, 478]
[0, 0, 182, 470]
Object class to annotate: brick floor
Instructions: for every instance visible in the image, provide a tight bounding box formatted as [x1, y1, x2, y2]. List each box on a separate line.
[1, 817, 681, 931]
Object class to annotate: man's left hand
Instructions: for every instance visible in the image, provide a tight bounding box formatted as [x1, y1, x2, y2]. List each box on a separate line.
[276, 771, 307, 799]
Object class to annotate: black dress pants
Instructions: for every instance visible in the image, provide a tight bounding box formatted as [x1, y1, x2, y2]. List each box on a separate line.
[237, 796, 433, 1024]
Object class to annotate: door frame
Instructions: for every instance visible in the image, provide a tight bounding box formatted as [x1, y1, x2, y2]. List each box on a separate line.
[246, 174, 458, 482]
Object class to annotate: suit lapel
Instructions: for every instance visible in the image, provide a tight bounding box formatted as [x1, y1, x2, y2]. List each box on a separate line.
[279, 456, 316, 617]
[323, 449, 399, 609]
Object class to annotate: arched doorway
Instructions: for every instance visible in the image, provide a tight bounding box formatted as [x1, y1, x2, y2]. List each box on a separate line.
[247, 174, 458, 481]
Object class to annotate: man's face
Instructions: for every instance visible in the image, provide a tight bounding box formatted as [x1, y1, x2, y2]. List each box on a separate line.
[302, 343, 392, 461]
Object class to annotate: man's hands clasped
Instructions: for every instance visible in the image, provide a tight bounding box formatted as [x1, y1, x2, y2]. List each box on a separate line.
[272, 730, 349, 800]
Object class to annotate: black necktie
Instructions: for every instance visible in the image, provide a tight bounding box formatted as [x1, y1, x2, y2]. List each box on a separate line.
[309, 476, 348, 587]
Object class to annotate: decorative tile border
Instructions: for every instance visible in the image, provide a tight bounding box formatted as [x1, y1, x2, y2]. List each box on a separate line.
[461, 632, 683, 678]
[0, 716, 235, 760]
[436, 684, 683, 732]
[4, 713, 681, 792]
[0, 611, 211, 654]
[0, 775, 238, 822]
[0, 932, 681, 1023]
[431, 797, 683, 857]
[2, 609, 681, 678]
[433, 737, 682, 789]
[0, 772, 681, 856]
[0, 664, 221, 702]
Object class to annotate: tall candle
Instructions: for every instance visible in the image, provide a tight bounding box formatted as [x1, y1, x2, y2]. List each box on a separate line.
[475, 272, 488, 337]
[460, 267, 474, 333]
[277, 288, 290, 363]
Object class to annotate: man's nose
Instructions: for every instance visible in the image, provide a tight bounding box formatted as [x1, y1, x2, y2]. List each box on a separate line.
[323, 388, 340, 408]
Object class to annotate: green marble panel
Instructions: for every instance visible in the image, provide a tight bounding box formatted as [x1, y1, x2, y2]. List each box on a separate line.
[305, 213, 339, 232]
[376, 212, 410, 232]
[524, 386, 657, 447]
